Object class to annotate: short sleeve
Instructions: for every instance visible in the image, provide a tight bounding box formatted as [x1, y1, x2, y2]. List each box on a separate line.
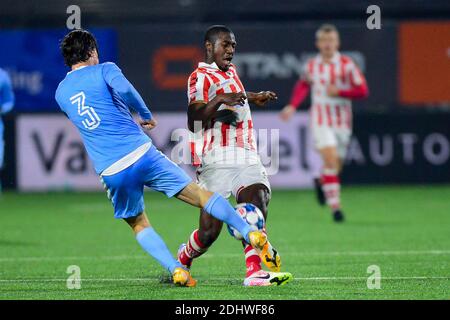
[301, 59, 314, 83]
[188, 71, 211, 105]
[347, 60, 364, 86]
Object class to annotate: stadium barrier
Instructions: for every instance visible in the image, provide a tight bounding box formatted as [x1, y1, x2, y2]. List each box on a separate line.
[9, 112, 450, 192]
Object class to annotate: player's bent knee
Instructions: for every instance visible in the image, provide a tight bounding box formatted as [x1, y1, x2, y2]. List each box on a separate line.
[177, 182, 213, 208]
[198, 188, 214, 208]
[124, 212, 150, 234]
[321, 149, 339, 170]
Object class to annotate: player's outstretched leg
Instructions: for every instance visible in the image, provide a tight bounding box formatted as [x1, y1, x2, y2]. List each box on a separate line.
[124, 212, 196, 287]
[176, 183, 268, 254]
[319, 146, 345, 222]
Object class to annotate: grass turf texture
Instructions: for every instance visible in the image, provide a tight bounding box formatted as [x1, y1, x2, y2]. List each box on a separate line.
[0, 185, 449, 300]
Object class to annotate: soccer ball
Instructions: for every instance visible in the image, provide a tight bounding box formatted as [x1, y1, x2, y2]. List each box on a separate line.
[227, 203, 265, 241]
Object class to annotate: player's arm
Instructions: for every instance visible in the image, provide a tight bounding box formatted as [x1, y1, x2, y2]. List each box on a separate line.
[246, 91, 277, 107]
[188, 93, 246, 132]
[102, 62, 156, 129]
[187, 71, 245, 132]
[327, 61, 369, 99]
[0, 71, 15, 115]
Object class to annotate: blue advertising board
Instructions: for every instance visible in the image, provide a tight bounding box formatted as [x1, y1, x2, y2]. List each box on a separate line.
[0, 28, 117, 111]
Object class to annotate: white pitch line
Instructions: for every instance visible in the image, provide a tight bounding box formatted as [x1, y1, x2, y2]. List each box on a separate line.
[0, 276, 448, 283]
[1, 250, 449, 262]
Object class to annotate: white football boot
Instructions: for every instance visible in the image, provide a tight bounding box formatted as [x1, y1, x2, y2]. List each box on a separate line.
[243, 270, 293, 287]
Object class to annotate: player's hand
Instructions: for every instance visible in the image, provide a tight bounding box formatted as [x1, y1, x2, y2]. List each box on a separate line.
[326, 85, 340, 97]
[140, 118, 157, 131]
[252, 91, 278, 107]
[279, 104, 296, 121]
[219, 92, 247, 108]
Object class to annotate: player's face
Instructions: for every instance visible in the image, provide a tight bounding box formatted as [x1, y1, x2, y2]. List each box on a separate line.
[212, 32, 236, 71]
[316, 31, 340, 58]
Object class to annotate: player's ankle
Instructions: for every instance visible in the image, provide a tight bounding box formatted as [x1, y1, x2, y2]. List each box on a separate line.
[246, 263, 262, 277]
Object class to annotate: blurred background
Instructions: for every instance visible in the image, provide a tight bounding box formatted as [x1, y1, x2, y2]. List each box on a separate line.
[1, 0, 450, 192]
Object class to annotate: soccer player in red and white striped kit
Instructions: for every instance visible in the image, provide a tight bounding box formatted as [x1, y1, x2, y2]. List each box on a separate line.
[280, 24, 369, 222]
[177, 25, 293, 286]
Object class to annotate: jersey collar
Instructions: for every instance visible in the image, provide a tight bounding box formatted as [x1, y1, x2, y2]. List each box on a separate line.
[67, 65, 88, 75]
[317, 52, 341, 64]
[198, 62, 220, 70]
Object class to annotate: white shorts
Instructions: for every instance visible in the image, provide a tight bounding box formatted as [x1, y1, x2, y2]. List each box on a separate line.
[312, 125, 352, 159]
[196, 161, 271, 199]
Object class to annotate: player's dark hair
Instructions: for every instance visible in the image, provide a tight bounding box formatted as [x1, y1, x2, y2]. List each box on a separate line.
[60, 29, 98, 67]
[204, 25, 233, 45]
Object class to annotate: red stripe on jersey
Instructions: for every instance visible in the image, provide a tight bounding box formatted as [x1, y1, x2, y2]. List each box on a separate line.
[207, 72, 222, 94]
[234, 75, 245, 92]
[308, 60, 314, 77]
[319, 63, 324, 74]
[188, 71, 198, 101]
[325, 104, 332, 127]
[330, 63, 336, 85]
[221, 123, 230, 146]
[340, 56, 349, 84]
[234, 73, 245, 92]
[208, 120, 215, 151]
[190, 142, 201, 166]
[236, 121, 244, 147]
[335, 105, 342, 127]
[317, 104, 323, 126]
[207, 72, 220, 84]
[247, 120, 254, 149]
[202, 131, 208, 155]
[202, 74, 211, 101]
[189, 71, 197, 89]
[208, 134, 215, 151]
[220, 70, 230, 79]
[229, 83, 238, 93]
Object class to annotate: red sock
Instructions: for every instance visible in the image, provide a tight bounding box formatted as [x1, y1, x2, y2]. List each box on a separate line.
[321, 168, 341, 211]
[243, 242, 262, 277]
[178, 229, 208, 267]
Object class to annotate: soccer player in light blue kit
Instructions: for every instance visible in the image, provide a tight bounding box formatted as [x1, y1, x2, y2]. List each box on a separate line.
[55, 29, 269, 287]
[0, 68, 15, 192]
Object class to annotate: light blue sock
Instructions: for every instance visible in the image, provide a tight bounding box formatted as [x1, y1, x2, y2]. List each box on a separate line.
[204, 193, 255, 243]
[136, 227, 182, 274]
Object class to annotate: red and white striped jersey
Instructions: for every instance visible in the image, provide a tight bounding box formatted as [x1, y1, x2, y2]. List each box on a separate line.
[187, 62, 258, 166]
[304, 52, 364, 130]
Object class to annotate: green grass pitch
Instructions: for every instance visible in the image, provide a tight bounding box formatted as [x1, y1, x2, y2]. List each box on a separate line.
[0, 185, 449, 299]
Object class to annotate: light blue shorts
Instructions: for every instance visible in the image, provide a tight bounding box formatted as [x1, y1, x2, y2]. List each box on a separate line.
[101, 145, 192, 219]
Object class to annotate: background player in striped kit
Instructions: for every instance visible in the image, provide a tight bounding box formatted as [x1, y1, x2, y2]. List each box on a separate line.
[177, 25, 293, 287]
[280, 24, 369, 222]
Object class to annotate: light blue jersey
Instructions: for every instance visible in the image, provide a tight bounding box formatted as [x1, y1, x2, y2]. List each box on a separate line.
[55, 62, 191, 218]
[55, 62, 152, 174]
[0, 68, 15, 169]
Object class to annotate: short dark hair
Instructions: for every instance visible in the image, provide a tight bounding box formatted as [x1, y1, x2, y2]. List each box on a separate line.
[204, 25, 233, 45]
[60, 29, 98, 67]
